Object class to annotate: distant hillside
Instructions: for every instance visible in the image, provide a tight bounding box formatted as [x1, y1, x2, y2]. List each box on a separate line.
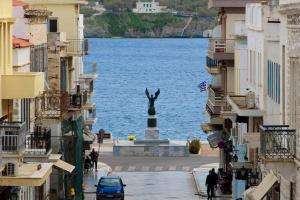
[82, 0, 217, 38]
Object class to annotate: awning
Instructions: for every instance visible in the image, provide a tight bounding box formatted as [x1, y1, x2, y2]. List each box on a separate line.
[244, 171, 278, 200]
[200, 123, 222, 134]
[83, 131, 95, 143]
[53, 160, 75, 173]
[0, 163, 52, 186]
[207, 131, 223, 148]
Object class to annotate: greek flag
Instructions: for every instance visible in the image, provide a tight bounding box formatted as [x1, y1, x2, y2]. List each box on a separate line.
[198, 81, 207, 92]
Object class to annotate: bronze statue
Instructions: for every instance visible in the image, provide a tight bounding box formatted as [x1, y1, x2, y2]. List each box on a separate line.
[145, 88, 160, 115]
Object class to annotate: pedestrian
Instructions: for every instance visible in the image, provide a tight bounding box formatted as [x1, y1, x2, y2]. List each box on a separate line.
[90, 148, 99, 172]
[206, 170, 217, 200]
[84, 156, 91, 173]
[211, 168, 218, 197]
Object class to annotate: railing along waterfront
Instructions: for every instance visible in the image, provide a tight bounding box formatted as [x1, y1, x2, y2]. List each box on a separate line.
[35, 91, 70, 118]
[260, 125, 296, 160]
[66, 39, 88, 55]
[209, 38, 235, 54]
[26, 126, 51, 155]
[0, 122, 26, 154]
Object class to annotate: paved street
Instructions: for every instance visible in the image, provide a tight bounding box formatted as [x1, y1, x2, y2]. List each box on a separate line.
[85, 171, 201, 200]
[83, 143, 220, 199]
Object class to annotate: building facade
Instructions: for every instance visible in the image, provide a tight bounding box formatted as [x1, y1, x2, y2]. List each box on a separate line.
[203, 0, 300, 199]
[133, 0, 167, 14]
[0, 0, 97, 199]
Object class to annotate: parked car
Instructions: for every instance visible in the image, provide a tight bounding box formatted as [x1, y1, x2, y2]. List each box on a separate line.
[95, 176, 126, 200]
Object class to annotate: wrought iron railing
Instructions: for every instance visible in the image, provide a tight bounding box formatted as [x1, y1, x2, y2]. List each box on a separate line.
[206, 56, 219, 68]
[26, 126, 51, 155]
[66, 39, 88, 55]
[209, 38, 235, 54]
[70, 90, 88, 109]
[260, 125, 296, 160]
[35, 91, 70, 118]
[0, 122, 27, 154]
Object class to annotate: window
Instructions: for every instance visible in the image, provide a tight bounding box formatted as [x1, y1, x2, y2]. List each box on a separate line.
[21, 99, 30, 131]
[49, 18, 58, 32]
[61, 59, 68, 93]
[267, 60, 280, 103]
[6, 163, 15, 176]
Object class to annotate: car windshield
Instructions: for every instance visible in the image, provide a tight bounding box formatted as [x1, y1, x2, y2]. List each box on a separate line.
[100, 178, 121, 187]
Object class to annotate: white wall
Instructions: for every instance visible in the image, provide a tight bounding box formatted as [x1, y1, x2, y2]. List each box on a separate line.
[226, 13, 245, 39]
[13, 47, 30, 67]
[235, 41, 248, 95]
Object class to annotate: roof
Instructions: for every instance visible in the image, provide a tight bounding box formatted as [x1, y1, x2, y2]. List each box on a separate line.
[13, 37, 32, 49]
[13, 0, 29, 7]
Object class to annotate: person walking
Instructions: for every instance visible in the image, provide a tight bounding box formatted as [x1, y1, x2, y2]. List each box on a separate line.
[211, 168, 218, 197]
[206, 170, 217, 200]
[90, 148, 99, 172]
[84, 156, 92, 174]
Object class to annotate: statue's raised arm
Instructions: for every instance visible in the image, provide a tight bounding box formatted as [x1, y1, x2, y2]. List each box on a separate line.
[154, 89, 160, 100]
[145, 88, 150, 99]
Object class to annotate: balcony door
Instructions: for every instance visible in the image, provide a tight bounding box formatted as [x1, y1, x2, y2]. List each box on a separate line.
[60, 59, 67, 93]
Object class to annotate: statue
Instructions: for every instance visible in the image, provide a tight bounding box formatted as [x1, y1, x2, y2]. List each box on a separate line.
[145, 88, 160, 115]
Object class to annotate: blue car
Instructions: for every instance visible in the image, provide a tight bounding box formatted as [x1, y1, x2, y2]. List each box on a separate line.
[95, 176, 126, 200]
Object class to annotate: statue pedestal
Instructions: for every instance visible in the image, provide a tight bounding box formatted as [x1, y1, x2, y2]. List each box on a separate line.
[144, 127, 159, 140]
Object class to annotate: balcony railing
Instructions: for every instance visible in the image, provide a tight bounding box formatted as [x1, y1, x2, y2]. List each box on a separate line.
[260, 125, 296, 160]
[70, 90, 88, 109]
[26, 126, 51, 155]
[209, 38, 235, 54]
[0, 122, 27, 154]
[207, 87, 224, 115]
[35, 91, 70, 119]
[66, 39, 88, 56]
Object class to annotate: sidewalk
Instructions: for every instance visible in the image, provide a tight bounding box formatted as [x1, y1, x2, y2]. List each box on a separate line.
[192, 163, 232, 200]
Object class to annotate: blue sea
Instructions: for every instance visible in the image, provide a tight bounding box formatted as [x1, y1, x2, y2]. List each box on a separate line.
[84, 38, 210, 140]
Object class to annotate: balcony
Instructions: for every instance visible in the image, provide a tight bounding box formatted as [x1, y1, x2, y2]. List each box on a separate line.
[227, 94, 263, 117]
[35, 91, 70, 119]
[260, 125, 296, 161]
[208, 38, 235, 60]
[25, 127, 51, 156]
[84, 108, 97, 126]
[69, 89, 88, 110]
[234, 20, 246, 37]
[66, 39, 88, 56]
[0, 122, 27, 155]
[206, 87, 224, 116]
[80, 63, 98, 80]
[206, 56, 221, 74]
[1, 72, 44, 99]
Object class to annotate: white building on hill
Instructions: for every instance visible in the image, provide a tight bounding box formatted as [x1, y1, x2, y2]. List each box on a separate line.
[133, 0, 167, 14]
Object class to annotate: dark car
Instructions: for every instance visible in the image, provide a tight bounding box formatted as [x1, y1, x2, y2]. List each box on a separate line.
[95, 176, 126, 200]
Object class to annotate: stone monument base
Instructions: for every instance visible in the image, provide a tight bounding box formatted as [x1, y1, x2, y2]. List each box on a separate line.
[145, 127, 159, 140]
[113, 140, 189, 157]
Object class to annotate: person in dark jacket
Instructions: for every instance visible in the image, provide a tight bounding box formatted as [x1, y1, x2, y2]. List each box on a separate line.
[211, 168, 218, 197]
[206, 170, 217, 200]
[90, 148, 99, 172]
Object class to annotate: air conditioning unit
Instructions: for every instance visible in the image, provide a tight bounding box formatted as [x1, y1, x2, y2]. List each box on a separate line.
[246, 91, 256, 109]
